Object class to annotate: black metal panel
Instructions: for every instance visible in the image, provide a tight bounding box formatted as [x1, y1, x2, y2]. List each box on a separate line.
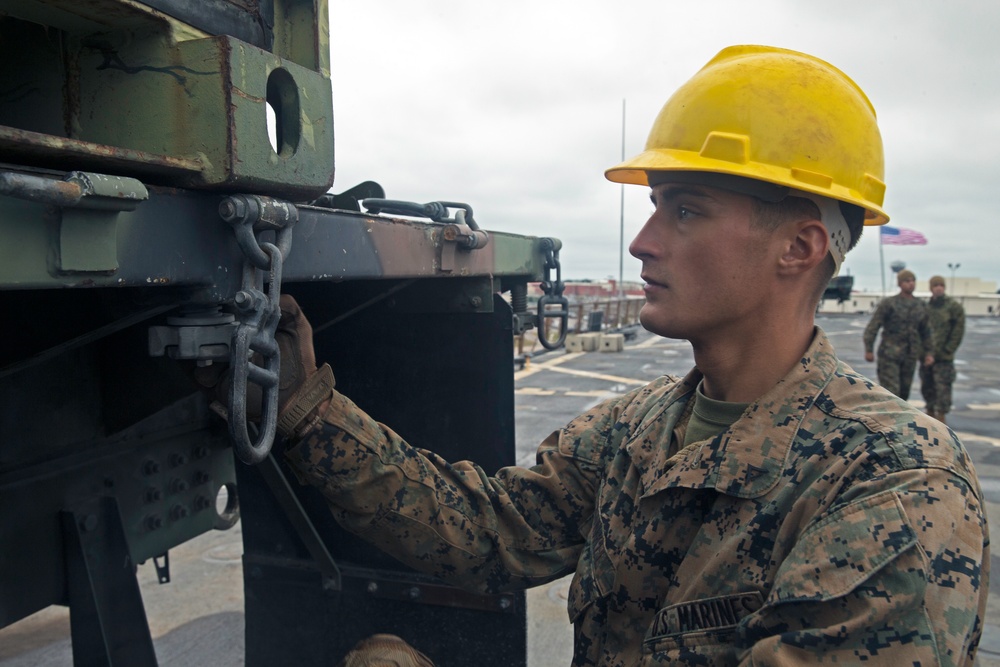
[238, 288, 526, 666]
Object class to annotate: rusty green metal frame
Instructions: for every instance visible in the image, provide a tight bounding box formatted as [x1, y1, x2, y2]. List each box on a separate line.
[0, 1, 334, 199]
[0, 181, 552, 293]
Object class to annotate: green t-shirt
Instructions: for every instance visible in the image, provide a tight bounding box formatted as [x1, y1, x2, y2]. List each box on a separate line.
[682, 381, 749, 447]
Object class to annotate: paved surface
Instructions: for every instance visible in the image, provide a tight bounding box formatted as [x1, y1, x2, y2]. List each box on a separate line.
[2, 314, 999, 665]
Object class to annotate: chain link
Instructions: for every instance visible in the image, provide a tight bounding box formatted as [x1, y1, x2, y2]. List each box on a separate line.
[537, 238, 568, 350]
[219, 195, 297, 464]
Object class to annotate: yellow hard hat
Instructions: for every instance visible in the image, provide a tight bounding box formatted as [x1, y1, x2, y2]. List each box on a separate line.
[605, 45, 889, 224]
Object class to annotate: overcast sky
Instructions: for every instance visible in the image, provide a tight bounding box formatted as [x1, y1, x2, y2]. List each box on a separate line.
[327, 0, 1000, 293]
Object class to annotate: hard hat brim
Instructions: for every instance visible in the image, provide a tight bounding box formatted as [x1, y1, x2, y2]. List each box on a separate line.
[605, 149, 889, 225]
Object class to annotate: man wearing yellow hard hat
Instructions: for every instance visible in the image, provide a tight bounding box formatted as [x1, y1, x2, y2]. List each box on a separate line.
[233, 46, 988, 665]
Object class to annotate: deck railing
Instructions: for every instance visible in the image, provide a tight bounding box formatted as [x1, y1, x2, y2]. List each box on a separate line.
[516, 296, 644, 356]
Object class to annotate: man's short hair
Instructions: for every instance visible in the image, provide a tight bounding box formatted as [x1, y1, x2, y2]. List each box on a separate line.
[750, 197, 865, 251]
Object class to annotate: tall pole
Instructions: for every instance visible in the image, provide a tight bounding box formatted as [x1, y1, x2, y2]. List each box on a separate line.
[879, 227, 886, 299]
[618, 99, 625, 298]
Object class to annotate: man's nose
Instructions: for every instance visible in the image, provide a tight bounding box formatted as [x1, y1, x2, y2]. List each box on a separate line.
[628, 216, 657, 259]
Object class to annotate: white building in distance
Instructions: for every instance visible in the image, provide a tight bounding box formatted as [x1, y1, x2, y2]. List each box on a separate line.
[820, 277, 999, 316]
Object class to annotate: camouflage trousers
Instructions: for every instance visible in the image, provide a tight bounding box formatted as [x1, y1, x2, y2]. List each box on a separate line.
[920, 360, 957, 415]
[876, 354, 918, 400]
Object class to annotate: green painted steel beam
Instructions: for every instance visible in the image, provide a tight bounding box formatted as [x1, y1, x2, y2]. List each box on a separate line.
[0, 187, 553, 292]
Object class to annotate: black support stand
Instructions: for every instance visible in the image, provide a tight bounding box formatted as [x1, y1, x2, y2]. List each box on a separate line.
[61, 497, 158, 667]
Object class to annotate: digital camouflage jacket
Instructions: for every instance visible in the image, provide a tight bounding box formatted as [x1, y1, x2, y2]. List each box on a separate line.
[863, 293, 933, 360]
[928, 295, 966, 362]
[286, 329, 988, 666]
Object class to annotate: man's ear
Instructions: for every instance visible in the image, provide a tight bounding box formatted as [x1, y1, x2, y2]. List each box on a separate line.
[777, 219, 829, 276]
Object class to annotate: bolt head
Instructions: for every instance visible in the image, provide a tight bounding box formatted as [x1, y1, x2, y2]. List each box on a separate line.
[219, 197, 246, 221]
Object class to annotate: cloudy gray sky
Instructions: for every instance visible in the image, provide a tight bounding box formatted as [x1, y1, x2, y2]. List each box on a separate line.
[327, 0, 1000, 293]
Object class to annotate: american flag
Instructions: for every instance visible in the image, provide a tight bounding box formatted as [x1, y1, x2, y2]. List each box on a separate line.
[880, 225, 928, 246]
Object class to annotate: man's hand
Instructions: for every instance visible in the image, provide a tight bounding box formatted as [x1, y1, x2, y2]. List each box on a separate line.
[864, 351, 874, 363]
[191, 295, 333, 439]
[273, 294, 319, 410]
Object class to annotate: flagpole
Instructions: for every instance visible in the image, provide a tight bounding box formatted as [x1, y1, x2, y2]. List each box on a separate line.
[878, 227, 886, 299]
[618, 98, 625, 298]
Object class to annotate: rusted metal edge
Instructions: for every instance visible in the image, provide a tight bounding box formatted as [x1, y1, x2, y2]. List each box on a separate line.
[0, 125, 203, 179]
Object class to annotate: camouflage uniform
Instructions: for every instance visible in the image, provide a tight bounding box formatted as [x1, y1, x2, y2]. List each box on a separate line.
[863, 294, 933, 399]
[286, 329, 988, 666]
[920, 294, 966, 417]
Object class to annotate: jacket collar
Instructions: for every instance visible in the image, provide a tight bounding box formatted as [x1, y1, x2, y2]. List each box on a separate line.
[627, 328, 841, 500]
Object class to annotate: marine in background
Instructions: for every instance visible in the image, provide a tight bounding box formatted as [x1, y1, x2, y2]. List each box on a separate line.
[863, 269, 934, 399]
[921, 274, 966, 423]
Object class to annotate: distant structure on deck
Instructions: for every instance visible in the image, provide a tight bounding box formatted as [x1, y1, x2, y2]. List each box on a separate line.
[823, 276, 855, 304]
[820, 276, 999, 316]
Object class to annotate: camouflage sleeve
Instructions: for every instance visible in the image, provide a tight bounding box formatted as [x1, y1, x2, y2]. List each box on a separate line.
[742, 467, 989, 666]
[862, 302, 885, 352]
[944, 302, 966, 357]
[283, 388, 630, 594]
[919, 307, 934, 358]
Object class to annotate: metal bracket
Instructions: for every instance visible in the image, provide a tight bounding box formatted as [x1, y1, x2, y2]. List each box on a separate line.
[509, 282, 535, 336]
[0, 169, 148, 273]
[361, 198, 490, 273]
[310, 180, 386, 212]
[152, 552, 171, 584]
[148, 308, 238, 364]
[60, 172, 148, 272]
